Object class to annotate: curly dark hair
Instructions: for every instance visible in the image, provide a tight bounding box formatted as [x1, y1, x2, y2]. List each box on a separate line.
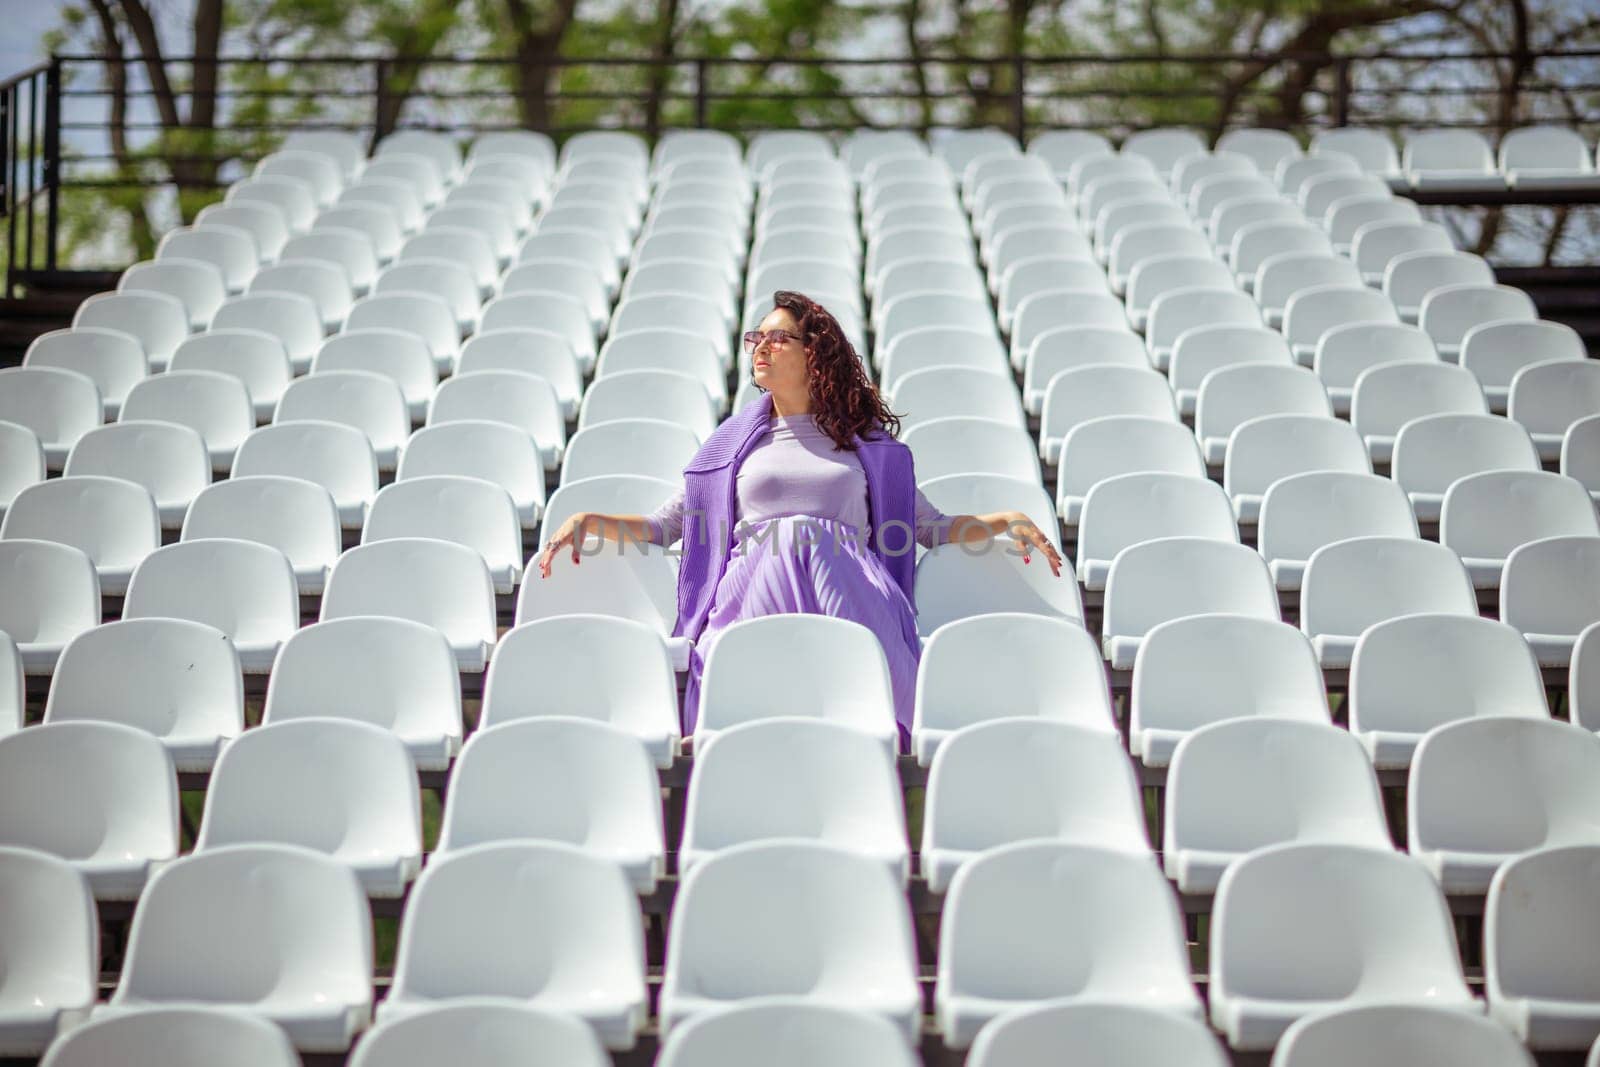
[761, 289, 901, 452]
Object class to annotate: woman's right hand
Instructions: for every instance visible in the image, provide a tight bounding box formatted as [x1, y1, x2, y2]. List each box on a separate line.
[537, 511, 589, 579]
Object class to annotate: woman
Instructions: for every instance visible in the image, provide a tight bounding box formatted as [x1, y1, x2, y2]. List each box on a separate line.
[537, 290, 1062, 742]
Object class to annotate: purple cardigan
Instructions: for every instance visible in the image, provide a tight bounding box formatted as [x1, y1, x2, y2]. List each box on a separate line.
[673, 391, 920, 644]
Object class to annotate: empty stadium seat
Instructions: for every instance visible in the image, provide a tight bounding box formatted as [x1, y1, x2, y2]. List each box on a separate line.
[1565, 414, 1600, 506]
[351, 1002, 608, 1067]
[284, 227, 379, 296]
[1132, 614, 1330, 768]
[1169, 324, 1291, 417]
[922, 720, 1147, 893]
[1501, 535, 1600, 667]
[374, 258, 478, 333]
[1259, 471, 1419, 590]
[0, 847, 97, 1055]
[660, 841, 920, 1041]
[1195, 363, 1331, 466]
[1313, 321, 1438, 417]
[969, 1001, 1230, 1067]
[1404, 128, 1504, 192]
[263, 617, 463, 770]
[697, 616, 897, 754]
[579, 369, 717, 441]
[73, 290, 188, 371]
[1272, 1004, 1536, 1067]
[1076, 472, 1237, 590]
[1383, 248, 1496, 323]
[1391, 412, 1541, 523]
[1283, 284, 1400, 367]
[344, 291, 461, 374]
[1038, 366, 1176, 465]
[430, 370, 566, 471]
[2, 475, 158, 596]
[0, 720, 177, 899]
[119, 258, 226, 331]
[212, 292, 324, 374]
[658, 999, 916, 1067]
[1440, 470, 1600, 590]
[0, 636, 17, 734]
[401, 227, 496, 297]
[1349, 614, 1548, 769]
[40, 1006, 303, 1067]
[1145, 287, 1261, 372]
[1500, 125, 1600, 190]
[196, 202, 289, 263]
[1165, 719, 1389, 895]
[1125, 255, 1234, 334]
[913, 533, 1084, 635]
[101, 844, 373, 1051]
[312, 329, 437, 423]
[1486, 844, 1600, 1049]
[937, 842, 1201, 1049]
[1058, 414, 1205, 525]
[1102, 537, 1279, 669]
[0, 540, 99, 676]
[1418, 283, 1539, 363]
[1254, 252, 1364, 329]
[378, 129, 462, 185]
[1223, 413, 1369, 524]
[456, 328, 581, 421]
[250, 258, 354, 333]
[560, 419, 701, 485]
[1509, 357, 1600, 462]
[158, 224, 260, 292]
[1020, 325, 1147, 416]
[681, 718, 907, 882]
[233, 421, 378, 529]
[228, 175, 317, 232]
[123, 539, 298, 673]
[482, 617, 678, 767]
[1461, 319, 1586, 414]
[182, 476, 339, 595]
[1209, 842, 1478, 1050]
[0, 366, 101, 471]
[1325, 196, 1419, 254]
[364, 476, 523, 594]
[121, 369, 254, 474]
[1410, 718, 1600, 895]
[317, 204, 404, 265]
[281, 129, 365, 179]
[0, 422, 41, 526]
[1300, 536, 1477, 668]
[170, 329, 293, 422]
[1351, 220, 1454, 286]
[22, 327, 144, 420]
[64, 421, 210, 529]
[320, 538, 497, 672]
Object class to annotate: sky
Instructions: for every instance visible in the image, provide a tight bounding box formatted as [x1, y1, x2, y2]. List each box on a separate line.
[1, 0, 67, 82]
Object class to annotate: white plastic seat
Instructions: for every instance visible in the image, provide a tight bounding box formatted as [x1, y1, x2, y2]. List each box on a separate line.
[1313, 321, 1438, 416]
[558, 419, 698, 486]
[1486, 844, 1600, 1049]
[281, 130, 366, 179]
[1441, 470, 1599, 590]
[515, 228, 620, 296]
[1173, 150, 1258, 197]
[0, 720, 177, 899]
[276, 370, 409, 472]
[1028, 129, 1113, 178]
[359, 157, 443, 212]
[0, 847, 97, 1055]
[1123, 128, 1207, 176]
[536, 203, 632, 264]
[0, 367, 101, 472]
[1511, 358, 1600, 462]
[1170, 325, 1294, 418]
[250, 259, 353, 333]
[1132, 614, 1329, 767]
[400, 227, 496, 298]
[157, 224, 258, 292]
[429, 370, 566, 471]
[913, 532, 1084, 636]
[660, 841, 919, 1041]
[228, 175, 318, 232]
[1419, 283, 1539, 363]
[1223, 413, 1369, 525]
[1, 475, 158, 596]
[1566, 414, 1600, 507]
[1124, 255, 1235, 334]
[1166, 718, 1387, 895]
[364, 476, 522, 594]
[997, 258, 1109, 333]
[321, 539, 496, 672]
[536, 473, 676, 550]
[437, 716, 662, 892]
[658, 999, 915, 1067]
[350, 1002, 608, 1067]
[211, 292, 324, 374]
[170, 329, 293, 422]
[1195, 363, 1331, 466]
[344, 291, 461, 374]
[698, 616, 897, 755]
[73, 290, 187, 372]
[1349, 614, 1549, 769]
[195, 202, 291, 263]
[1404, 129, 1505, 192]
[681, 719, 907, 883]
[456, 327, 580, 420]
[379, 841, 644, 1048]
[1383, 248, 1495, 323]
[1145, 289, 1262, 374]
[1103, 219, 1206, 294]
[578, 369, 717, 442]
[1300, 536, 1476, 669]
[0, 421, 42, 525]
[480, 291, 597, 374]
[378, 130, 462, 183]
[937, 842, 1200, 1049]
[1007, 290, 1127, 372]
[119, 258, 226, 332]
[877, 292, 993, 352]
[1039, 365, 1176, 464]
[101, 844, 372, 1051]
[232, 421, 377, 529]
[1228, 219, 1331, 288]
[195, 718, 420, 897]
[312, 329, 436, 422]
[1258, 471, 1418, 591]
[263, 617, 462, 771]
[1351, 220, 1454, 286]
[316, 204, 404, 265]
[1209, 843, 1478, 1051]
[1056, 414, 1204, 526]
[1461, 320, 1586, 413]
[22, 327, 144, 421]
[1019, 325, 1144, 415]
[1076, 473, 1237, 590]
[123, 539, 298, 674]
[1102, 537, 1279, 670]
[1283, 284, 1400, 367]
[182, 475, 339, 596]
[501, 259, 609, 332]
[902, 415, 1040, 484]
[1352, 361, 1487, 465]
[969, 1002, 1229, 1067]
[1190, 174, 1280, 228]
[892, 369, 1025, 435]
[283, 227, 379, 297]
[1410, 717, 1600, 897]
[395, 421, 541, 529]
[40, 1006, 303, 1067]
[1300, 171, 1395, 222]
[447, 178, 535, 233]
[1500, 125, 1600, 190]
[1278, 150, 1363, 195]
[374, 258, 478, 333]
[120, 369, 254, 474]
[1392, 413, 1540, 523]
[1273, 1004, 1536, 1067]
[922, 720, 1147, 894]
[1501, 535, 1600, 667]
[65, 421, 209, 529]
[45, 617, 241, 771]
[0, 540, 98, 675]
[1254, 252, 1365, 329]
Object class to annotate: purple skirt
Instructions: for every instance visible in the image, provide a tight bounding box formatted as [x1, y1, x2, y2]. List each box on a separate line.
[681, 515, 921, 745]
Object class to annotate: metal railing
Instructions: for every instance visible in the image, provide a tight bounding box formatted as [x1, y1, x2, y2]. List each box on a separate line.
[1, 61, 61, 297]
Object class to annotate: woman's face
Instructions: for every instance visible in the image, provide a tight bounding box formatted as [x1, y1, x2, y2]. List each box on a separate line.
[749, 307, 810, 396]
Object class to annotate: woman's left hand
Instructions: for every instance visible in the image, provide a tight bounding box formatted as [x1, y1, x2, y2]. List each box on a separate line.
[1007, 515, 1064, 577]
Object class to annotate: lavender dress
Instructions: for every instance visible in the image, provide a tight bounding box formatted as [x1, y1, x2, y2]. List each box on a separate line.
[645, 413, 950, 740]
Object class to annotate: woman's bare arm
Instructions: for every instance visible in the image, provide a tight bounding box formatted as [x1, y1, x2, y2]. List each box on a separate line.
[939, 510, 1065, 576]
[536, 511, 655, 578]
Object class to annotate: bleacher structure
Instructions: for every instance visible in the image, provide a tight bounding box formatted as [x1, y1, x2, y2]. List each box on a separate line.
[0, 117, 1599, 1067]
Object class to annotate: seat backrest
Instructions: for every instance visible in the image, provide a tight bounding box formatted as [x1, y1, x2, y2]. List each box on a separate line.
[1418, 284, 1539, 350]
[1078, 472, 1237, 568]
[314, 329, 438, 399]
[1134, 614, 1328, 734]
[1392, 413, 1540, 499]
[278, 369, 410, 454]
[657, 1000, 917, 1067]
[123, 538, 298, 643]
[73, 291, 189, 367]
[1041, 366, 1176, 443]
[1501, 535, 1600, 635]
[1461, 320, 1586, 392]
[1254, 253, 1363, 313]
[1404, 128, 1495, 173]
[40, 1005, 303, 1067]
[1351, 361, 1486, 438]
[1195, 363, 1331, 444]
[0, 846, 97, 1016]
[1224, 413, 1370, 501]
[1486, 844, 1600, 1003]
[1059, 416, 1205, 501]
[64, 421, 209, 507]
[1498, 124, 1594, 172]
[1510, 359, 1600, 439]
[1301, 536, 1477, 642]
[1103, 538, 1279, 640]
[1283, 284, 1400, 351]
[1259, 472, 1418, 564]
[1170, 325, 1293, 396]
[211, 292, 324, 365]
[24, 327, 147, 411]
[0, 539, 99, 647]
[321, 538, 496, 647]
[429, 370, 566, 453]
[1441, 470, 1600, 559]
[0, 367, 102, 451]
[1146, 289, 1261, 355]
[1, 475, 159, 570]
[966, 1001, 1230, 1067]
[232, 421, 377, 506]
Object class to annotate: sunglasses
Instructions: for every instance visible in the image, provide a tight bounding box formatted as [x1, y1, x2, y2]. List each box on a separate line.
[743, 328, 803, 354]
